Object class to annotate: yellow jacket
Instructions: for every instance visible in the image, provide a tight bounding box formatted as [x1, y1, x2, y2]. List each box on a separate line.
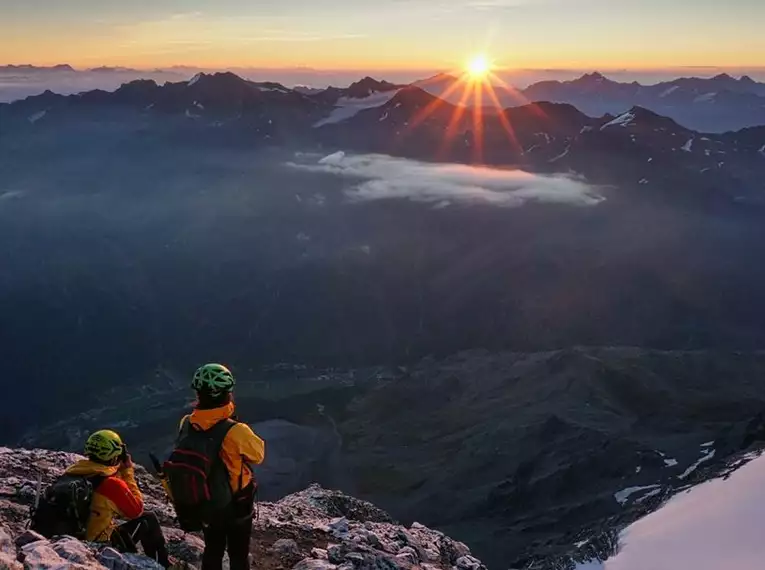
[65, 459, 144, 541]
[181, 402, 265, 492]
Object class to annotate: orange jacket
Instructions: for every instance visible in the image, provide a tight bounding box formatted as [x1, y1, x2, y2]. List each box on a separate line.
[65, 459, 144, 541]
[181, 402, 265, 492]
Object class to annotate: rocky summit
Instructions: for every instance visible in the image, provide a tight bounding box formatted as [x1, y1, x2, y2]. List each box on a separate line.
[0, 448, 486, 570]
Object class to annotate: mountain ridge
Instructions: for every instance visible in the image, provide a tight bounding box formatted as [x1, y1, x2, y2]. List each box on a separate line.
[0, 447, 486, 569]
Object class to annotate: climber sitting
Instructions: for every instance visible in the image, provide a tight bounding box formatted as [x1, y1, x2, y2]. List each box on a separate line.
[33, 430, 171, 568]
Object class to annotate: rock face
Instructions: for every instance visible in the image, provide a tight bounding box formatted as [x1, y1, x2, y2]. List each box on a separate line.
[0, 448, 486, 570]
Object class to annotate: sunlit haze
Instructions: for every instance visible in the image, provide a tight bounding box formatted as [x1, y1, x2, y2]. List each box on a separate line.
[1, 0, 764, 73]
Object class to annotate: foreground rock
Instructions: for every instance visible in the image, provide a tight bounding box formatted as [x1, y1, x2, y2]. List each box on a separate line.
[0, 448, 486, 569]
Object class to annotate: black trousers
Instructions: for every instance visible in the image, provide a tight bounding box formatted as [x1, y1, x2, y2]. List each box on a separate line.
[113, 512, 171, 568]
[201, 485, 256, 570]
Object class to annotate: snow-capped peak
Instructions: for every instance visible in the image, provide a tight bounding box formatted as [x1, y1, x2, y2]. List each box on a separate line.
[187, 73, 204, 87]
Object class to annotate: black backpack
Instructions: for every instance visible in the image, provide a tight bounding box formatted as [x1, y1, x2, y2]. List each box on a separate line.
[163, 417, 237, 531]
[30, 474, 103, 539]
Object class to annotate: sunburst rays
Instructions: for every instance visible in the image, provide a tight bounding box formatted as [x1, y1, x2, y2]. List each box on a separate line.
[405, 62, 551, 163]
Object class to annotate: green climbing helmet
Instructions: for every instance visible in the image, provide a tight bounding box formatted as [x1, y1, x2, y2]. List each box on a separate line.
[84, 430, 125, 463]
[192, 363, 236, 396]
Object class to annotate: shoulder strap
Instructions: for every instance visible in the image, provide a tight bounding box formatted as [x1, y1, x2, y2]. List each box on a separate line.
[86, 474, 106, 491]
[176, 415, 192, 443]
[207, 418, 238, 449]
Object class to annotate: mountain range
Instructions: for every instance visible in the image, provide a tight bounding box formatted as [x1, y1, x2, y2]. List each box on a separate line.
[4, 70, 765, 568]
[3, 71, 765, 204]
[5, 66, 765, 131]
[417, 71, 765, 132]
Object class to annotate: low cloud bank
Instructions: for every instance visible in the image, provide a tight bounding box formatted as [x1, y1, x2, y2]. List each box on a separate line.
[289, 152, 604, 208]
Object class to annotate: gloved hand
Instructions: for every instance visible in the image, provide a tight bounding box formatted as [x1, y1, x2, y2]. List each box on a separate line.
[119, 445, 134, 470]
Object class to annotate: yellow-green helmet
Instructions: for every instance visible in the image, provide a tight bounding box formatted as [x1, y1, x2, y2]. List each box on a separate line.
[84, 430, 124, 463]
[192, 363, 235, 397]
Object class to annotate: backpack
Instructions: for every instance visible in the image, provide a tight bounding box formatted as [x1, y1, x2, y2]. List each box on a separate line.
[30, 474, 103, 539]
[163, 417, 237, 531]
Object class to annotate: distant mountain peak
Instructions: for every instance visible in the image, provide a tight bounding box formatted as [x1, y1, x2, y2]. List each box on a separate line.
[580, 71, 608, 83]
[346, 77, 400, 98]
[185, 71, 252, 92]
[0, 63, 74, 72]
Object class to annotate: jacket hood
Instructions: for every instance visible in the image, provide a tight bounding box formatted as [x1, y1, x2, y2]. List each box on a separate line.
[189, 401, 236, 431]
[65, 459, 120, 477]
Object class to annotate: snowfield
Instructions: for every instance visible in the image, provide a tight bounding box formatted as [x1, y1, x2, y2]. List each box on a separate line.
[601, 112, 635, 130]
[314, 90, 401, 127]
[578, 452, 765, 570]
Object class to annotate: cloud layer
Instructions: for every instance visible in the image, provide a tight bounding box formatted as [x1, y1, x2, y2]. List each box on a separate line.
[290, 152, 604, 208]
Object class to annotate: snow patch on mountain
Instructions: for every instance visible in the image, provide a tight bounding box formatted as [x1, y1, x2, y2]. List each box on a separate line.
[681, 138, 694, 152]
[659, 85, 679, 98]
[549, 146, 570, 162]
[678, 448, 716, 480]
[576, 452, 765, 570]
[28, 110, 46, 123]
[600, 112, 635, 130]
[256, 85, 291, 93]
[693, 92, 717, 103]
[313, 90, 401, 127]
[187, 73, 203, 87]
[614, 485, 660, 506]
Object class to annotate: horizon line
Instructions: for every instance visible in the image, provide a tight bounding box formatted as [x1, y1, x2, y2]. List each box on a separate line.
[4, 62, 765, 74]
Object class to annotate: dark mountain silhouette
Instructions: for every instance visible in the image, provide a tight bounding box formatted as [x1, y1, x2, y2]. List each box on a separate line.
[521, 72, 765, 132]
[411, 71, 765, 132]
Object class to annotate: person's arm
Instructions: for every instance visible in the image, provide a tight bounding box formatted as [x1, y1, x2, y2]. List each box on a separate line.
[231, 423, 266, 465]
[98, 474, 144, 519]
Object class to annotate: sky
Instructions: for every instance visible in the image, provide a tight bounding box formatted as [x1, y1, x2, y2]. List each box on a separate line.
[1, 0, 765, 72]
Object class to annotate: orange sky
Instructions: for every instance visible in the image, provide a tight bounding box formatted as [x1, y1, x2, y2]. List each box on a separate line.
[2, 0, 764, 70]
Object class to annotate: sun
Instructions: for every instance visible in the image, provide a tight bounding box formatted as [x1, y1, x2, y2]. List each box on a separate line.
[467, 54, 491, 79]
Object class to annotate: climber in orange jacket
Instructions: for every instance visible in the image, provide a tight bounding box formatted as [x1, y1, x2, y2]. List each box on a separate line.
[175, 363, 265, 570]
[65, 430, 171, 568]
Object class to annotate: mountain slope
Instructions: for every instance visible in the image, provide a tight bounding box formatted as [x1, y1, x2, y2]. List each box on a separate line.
[574, 450, 765, 569]
[15, 349, 765, 569]
[411, 71, 765, 132]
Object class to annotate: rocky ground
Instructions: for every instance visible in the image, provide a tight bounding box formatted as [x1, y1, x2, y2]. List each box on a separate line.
[0, 448, 486, 570]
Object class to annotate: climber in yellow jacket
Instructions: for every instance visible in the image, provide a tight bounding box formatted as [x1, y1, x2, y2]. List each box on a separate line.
[65, 430, 171, 568]
[174, 363, 265, 570]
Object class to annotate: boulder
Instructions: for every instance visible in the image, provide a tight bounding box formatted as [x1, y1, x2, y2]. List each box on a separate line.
[21, 540, 76, 569]
[438, 535, 471, 565]
[455, 555, 486, 570]
[97, 546, 164, 570]
[51, 537, 101, 565]
[165, 533, 205, 567]
[292, 559, 338, 570]
[271, 538, 301, 557]
[14, 531, 45, 549]
[327, 517, 350, 539]
[396, 546, 419, 565]
[327, 544, 346, 565]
